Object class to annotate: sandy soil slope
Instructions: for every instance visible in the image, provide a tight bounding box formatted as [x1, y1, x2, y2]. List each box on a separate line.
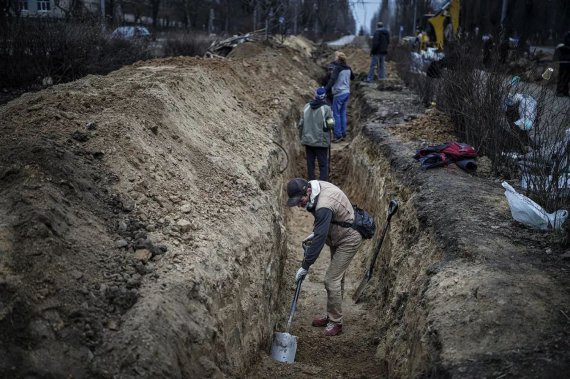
[1, 34, 568, 379]
[0, 38, 323, 378]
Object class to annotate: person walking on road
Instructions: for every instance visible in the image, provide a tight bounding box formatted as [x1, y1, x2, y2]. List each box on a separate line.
[555, 31, 570, 97]
[298, 87, 335, 181]
[286, 178, 363, 337]
[326, 51, 355, 143]
[366, 22, 390, 82]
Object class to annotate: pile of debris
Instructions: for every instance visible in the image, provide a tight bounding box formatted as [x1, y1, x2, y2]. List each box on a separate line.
[205, 29, 266, 57]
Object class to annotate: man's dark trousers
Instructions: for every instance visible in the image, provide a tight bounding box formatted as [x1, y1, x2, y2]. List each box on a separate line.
[306, 146, 329, 181]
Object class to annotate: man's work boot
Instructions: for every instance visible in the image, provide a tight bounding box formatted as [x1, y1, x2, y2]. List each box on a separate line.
[311, 315, 328, 327]
[323, 322, 343, 336]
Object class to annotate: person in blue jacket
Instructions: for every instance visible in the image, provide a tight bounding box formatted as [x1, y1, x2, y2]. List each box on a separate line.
[326, 51, 355, 143]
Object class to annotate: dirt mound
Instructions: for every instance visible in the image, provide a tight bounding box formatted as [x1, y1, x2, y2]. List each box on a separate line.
[345, 73, 570, 378]
[281, 35, 316, 58]
[226, 41, 267, 58]
[3, 33, 568, 379]
[341, 45, 373, 75]
[388, 107, 456, 144]
[0, 43, 320, 378]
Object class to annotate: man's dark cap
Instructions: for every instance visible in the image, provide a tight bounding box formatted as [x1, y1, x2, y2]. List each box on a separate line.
[286, 178, 309, 207]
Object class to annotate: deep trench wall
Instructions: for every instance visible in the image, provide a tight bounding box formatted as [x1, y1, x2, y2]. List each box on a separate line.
[345, 126, 570, 377]
[338, 131, 444, 377]
[339, 85, 570, 378]
[86, 58, 317, 377]
[324, 86, 445, 377]
[0, 44, 322, 378]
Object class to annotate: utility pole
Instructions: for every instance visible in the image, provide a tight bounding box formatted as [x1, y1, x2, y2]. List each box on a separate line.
[313, 3, 318, 34]
[265, 8, 274, 40]
[501, 0, 508, 28]
[293, 0, 298, 35]
[412, 0, 417, 34]
[253, 4, 257, 31]
[208, 8, 214, 34]
[100, 0, 106, 31]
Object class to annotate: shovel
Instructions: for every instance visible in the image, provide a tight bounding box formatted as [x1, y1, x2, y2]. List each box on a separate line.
[270, 275, 304, 363]
[353, 199, 399, 304]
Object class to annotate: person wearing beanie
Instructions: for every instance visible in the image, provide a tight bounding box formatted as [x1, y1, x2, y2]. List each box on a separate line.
[298, 87, 335, 180]
[326, 51, 355, 142]
[285, 178, 363, 336]
[366, 21, 390, 82]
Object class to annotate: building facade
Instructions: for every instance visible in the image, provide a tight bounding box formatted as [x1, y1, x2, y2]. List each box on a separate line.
[17, 0, 100, 18]
[16, 0, 184, 28]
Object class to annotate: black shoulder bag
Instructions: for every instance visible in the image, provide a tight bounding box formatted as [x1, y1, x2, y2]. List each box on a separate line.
[332, 205, 376, 239]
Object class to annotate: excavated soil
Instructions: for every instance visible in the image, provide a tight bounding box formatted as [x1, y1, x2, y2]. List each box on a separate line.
[0, 38, 323, 378]
[338, 77, 570, 378]
[1, 35, 569, 379]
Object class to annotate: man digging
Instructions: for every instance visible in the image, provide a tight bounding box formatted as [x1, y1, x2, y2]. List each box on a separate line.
[286, 178, 362, 336]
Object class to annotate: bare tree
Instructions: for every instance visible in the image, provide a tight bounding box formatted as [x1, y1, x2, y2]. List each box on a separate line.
[149, 0, 160, 27]
[53, 0, 84, 19]
[1, 0, 19, 21]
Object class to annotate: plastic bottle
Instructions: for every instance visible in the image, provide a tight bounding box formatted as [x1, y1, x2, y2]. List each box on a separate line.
[542, 67, 554, 80]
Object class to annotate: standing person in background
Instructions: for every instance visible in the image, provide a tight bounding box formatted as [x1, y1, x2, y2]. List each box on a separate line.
[420, 30, 430, 51]
[482, 33, 495, 67]
[326, 51, 354, 143]
[554, 31, 570, 97]
[298, 87, 335, 180]
[366, 22, 390, 82]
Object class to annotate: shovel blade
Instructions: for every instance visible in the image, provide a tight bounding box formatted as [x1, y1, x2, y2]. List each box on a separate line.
[352, 275, 370, 304]
[270, 332, 298, 363]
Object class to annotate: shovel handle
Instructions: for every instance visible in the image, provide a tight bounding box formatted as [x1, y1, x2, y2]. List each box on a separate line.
[367, 200, 399, 276]
[388, 199, 399, 218]
[286, 277, 304, 333]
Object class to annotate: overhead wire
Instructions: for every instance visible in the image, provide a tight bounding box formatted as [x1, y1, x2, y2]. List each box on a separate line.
[348, 0, 368, 33]
[348, 0, 383, 33]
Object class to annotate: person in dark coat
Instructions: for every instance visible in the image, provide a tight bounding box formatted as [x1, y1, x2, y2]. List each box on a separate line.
[366, 22, 390, 82]
[555, 31, 570, 97]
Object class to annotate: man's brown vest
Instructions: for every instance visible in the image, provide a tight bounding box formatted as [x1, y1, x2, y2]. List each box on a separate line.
[315, 181, 361, 246]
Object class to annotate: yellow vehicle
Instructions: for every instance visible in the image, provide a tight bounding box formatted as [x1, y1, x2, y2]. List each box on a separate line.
[423, 0, 460, 50]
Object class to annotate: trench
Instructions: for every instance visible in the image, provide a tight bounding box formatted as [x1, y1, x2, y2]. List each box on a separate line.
[249, 73, 570, 378]
[243, 81, 443, 378]
[3, 43, 568, 379]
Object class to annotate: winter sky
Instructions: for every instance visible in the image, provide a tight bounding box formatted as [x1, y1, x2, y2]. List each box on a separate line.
[350, 0, 447, 34]
[350, 0, 384, 34]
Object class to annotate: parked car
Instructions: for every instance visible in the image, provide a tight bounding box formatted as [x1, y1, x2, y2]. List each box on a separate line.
[111, 26, 151, 41]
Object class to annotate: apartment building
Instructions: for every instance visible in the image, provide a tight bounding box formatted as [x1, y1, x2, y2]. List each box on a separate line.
[16, 0, 184, 28]
[17, 0, 100, 17]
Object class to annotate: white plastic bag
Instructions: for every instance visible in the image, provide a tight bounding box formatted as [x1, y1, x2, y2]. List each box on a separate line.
[511, 93, 537, 130]
[502, 181, 568, 230]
